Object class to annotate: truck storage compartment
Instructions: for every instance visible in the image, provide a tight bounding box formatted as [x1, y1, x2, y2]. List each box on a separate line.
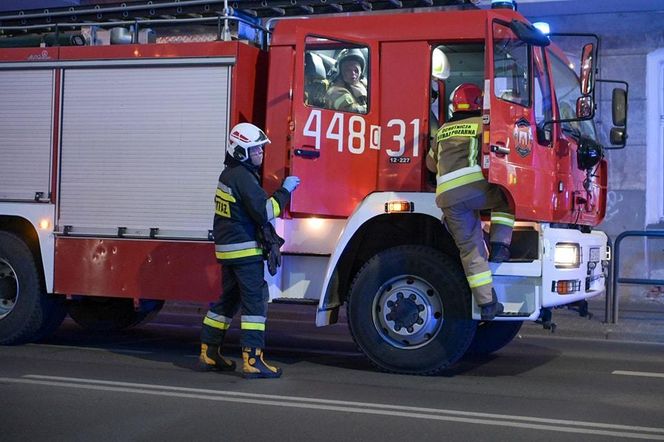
[58, 64, 232, 239]
[0, 69, 54, 201]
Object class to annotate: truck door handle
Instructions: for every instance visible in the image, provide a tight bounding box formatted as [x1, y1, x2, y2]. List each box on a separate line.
[490, 144, 511, 155]
[294, 148, 320, 159]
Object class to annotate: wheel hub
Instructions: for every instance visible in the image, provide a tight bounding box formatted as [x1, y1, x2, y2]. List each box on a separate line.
[373, 275, 443, 349]
[386, 292, 424, 332]
[0, 259, 18, 319]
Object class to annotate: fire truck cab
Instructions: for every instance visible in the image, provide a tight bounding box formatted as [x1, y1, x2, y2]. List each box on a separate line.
[0, 1, 628, 374]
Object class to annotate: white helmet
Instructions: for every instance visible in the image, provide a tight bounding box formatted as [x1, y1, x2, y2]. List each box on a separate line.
[227, 122, 270, 162]
[431, 47, 450, 80]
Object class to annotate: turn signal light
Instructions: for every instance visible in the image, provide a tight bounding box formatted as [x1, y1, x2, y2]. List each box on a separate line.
[385, 201, 414, 213]
[552, 279, 581, 295]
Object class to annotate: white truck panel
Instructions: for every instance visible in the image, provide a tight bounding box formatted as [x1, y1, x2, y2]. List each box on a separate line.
[58, 65, 231, 237]
[276, 217, 346, 255]
[0, 202, 56, 292]
[266, 255, 329, 301]
[541, 225, 608, 307]
[0, 70, 53, 201]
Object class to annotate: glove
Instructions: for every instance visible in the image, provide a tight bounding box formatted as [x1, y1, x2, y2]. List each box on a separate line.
[282, 176, 301, 193]
[258, 223, 285, 276]
[266, 241, 281, 276]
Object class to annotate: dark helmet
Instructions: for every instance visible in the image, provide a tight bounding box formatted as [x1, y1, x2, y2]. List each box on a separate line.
[336, 48, 366, 75]
[451, 83, 483, 113]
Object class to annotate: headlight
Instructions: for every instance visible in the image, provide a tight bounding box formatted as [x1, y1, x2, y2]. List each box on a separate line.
[554, 243, 581, 268]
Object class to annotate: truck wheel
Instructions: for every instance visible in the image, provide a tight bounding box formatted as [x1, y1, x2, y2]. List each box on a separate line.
[67, 297, 164, 331]
[0, 232, 66, 344]
[347, 245, 476, 375]
[465, 321, 523, 356]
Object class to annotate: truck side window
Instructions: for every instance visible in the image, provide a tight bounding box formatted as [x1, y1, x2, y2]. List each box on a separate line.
[303, 36, 369, 114]
[304, 51, 330, 108]
[431, 43, 485, 121]
[534, 46, 553, 145]
[492, 21, 530, 107]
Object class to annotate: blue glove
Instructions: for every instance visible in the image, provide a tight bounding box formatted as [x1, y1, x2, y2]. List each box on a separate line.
[282, 176, 301, 193]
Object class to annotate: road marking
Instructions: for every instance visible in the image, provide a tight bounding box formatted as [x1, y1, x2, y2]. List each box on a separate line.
[1, 375, 662, 440]
[612, 370, 664, 379]
[27, 343, 152, 355]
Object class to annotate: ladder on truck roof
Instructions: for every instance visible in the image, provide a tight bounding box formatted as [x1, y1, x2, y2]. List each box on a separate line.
[0, 0, 477, 28]
[0, 0, 477, 48]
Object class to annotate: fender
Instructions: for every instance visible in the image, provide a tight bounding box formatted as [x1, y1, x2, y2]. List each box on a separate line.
[315, 191, 441, 326]
[0, 202, 56, 292]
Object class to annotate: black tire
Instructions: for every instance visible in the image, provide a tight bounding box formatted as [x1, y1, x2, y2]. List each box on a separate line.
[0, 232, 66, 344]
[347, 245, 477, 375]
[67, 297, 164, 331]
[465, 320, 523, 356]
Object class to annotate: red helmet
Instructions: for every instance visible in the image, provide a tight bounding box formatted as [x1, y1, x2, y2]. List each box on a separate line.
[451, 83, 483, 113]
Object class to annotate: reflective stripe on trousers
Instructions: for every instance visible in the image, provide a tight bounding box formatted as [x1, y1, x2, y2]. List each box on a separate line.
[215, 241, 263, 260]
[201, 261, 269, 348]
[442, 186, 513, 306]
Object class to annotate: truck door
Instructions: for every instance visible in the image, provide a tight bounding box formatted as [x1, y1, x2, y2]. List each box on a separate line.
[378, 41, 431, 191]
[486, 20, 556, 220]
[289, 31, 380, 217]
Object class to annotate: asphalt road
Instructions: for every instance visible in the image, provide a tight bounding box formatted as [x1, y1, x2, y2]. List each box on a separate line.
[1, 303, 664, 442]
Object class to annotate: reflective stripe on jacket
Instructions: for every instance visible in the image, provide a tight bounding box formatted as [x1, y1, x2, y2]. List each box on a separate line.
[213, 155, 290, 264]
[426, 114, 491, 208]
[326, 81, 367, 114]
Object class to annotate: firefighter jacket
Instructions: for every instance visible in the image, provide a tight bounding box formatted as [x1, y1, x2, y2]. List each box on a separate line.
[213, 154, 291, 264]
[426, 113, 491, 208]
[326, 79, 367, 114]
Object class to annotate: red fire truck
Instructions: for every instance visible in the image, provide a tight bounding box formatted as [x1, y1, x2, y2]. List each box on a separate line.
[0, 0, 627, 374]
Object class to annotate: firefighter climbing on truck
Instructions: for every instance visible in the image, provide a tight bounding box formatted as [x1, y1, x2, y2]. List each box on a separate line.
[426, 82, 515, 321]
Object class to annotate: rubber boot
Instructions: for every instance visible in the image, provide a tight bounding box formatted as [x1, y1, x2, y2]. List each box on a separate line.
[489, 242, 511, 263]
[242, 347, 282, 379]
[195, 343, 236, 372]
[479, 289, 504, 320]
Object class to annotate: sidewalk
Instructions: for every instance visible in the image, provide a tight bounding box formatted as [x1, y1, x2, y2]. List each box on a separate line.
[518, 296, 664, 344]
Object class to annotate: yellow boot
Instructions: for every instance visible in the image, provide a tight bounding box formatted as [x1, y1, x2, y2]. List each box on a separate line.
[196, 343, 236, 372]
[242, 347, 282, 379]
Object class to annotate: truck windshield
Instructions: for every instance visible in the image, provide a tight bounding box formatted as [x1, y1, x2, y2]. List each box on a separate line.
[548, 51, 597, 141]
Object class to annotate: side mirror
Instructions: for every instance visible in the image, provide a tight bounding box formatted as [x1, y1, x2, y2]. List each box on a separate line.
[600, 80, 629, 149]
[610, 127, 627, 146]
[579, 43, 595, 95]
[612, 88, 627, 126]
[576, 95, 593, 119]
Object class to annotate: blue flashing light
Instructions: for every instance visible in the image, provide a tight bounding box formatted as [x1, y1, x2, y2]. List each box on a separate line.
[235, 10, 263, 43]
[491, 0, 516, 10]
[533, 22, 551, 35]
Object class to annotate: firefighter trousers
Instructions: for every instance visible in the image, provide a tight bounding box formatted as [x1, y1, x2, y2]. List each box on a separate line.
[201, 260, 269, 349]
[442, 186, 514, 306]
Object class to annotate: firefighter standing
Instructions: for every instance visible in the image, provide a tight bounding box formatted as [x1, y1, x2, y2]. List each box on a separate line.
[197, 122, 300, 379]
[426, 83, 514, 320]
[326, 48, 368, 114]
